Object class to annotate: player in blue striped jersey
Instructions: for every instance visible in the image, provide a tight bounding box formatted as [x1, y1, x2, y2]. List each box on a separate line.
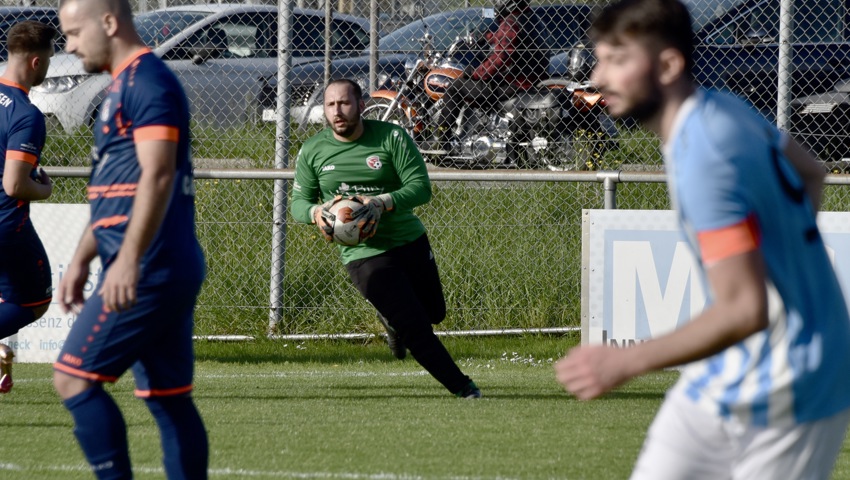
[555, 1, 850, 478]
[54, 0, 207, 477]
[0, 20, 56, 394]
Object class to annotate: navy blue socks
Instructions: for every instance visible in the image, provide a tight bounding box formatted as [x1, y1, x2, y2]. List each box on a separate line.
[145, 395, 209, 480]
[63, 386, 131, 479]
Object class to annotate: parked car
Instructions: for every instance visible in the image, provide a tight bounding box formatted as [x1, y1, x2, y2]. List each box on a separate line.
[24, 3, 370, 132]
[565, 0, 850, 127]
[789, 81, 850, 164]
[0, 6, 65, 60]
[269, 5, 594, 125]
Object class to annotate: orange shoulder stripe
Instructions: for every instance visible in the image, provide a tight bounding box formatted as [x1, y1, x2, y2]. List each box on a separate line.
[134, 125, 179, 143]
[697, 214, 760, 265]
[91, 215, 129, 230]
[6, 150, 37, 165]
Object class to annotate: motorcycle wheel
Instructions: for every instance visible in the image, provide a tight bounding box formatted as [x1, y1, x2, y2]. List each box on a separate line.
[362, 98, 414, 134]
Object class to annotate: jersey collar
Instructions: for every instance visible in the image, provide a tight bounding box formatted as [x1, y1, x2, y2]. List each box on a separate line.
[111, 47, 152, 79]
[0, 77, 28, 95]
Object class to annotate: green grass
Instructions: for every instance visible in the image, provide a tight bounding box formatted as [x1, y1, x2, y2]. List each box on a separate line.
[3, 337, 850, 479]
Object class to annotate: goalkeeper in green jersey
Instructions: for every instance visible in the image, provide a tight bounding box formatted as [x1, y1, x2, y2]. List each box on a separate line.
[290, 79, 480, 398]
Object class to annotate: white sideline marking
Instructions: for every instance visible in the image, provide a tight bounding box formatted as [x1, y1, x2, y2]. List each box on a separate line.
[0, 463, 519, 479]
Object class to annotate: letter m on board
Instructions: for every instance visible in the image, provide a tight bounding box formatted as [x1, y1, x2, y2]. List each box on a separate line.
[611, 241, 706, 341]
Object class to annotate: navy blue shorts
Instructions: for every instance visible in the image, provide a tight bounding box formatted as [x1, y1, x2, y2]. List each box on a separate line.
[54, 278, 202, 398]
[0, 229, 52, 307]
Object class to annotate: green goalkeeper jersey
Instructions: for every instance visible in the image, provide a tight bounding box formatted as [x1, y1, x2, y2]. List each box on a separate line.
[291, 119, 431, 264]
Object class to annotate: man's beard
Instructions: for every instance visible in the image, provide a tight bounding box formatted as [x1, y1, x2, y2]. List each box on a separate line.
[331, 117, 358, 137]
[615, 78, 663, 124]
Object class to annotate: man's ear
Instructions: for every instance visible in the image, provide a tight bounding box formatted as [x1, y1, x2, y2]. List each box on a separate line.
[102, 12, 119, 37]
[657, 47, 686, 86]
[30, 55, 41, 71]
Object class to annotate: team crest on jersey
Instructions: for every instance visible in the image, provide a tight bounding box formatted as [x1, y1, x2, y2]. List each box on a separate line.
[366, 156, 382, 170]
[100, 98, 112, 122]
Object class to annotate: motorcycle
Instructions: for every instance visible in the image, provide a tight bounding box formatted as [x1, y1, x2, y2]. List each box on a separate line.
[362, 34, 618, 170]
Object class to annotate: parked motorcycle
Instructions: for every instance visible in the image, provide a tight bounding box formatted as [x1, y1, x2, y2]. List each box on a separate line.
[362, 34, 618, 170]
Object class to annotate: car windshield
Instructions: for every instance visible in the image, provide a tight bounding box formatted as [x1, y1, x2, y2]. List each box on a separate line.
[378, 9, 492, 53]
[134, 10, 209, 48]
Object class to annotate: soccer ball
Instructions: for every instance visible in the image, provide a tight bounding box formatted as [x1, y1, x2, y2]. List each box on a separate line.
[325, 197, 365, 246]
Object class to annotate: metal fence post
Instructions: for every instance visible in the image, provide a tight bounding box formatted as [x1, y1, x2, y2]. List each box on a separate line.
[270, 0, 294, 334]
[599, 171, 619, 210]
[777, 0, 794, 130]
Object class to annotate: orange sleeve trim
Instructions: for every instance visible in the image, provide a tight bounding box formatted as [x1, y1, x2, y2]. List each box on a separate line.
[697, 214, 760, 264]
[21, 297, 52, 308]
[134, 125, 179, 143]
[6, 150, 37, 165]
[53, 363, 119, 383]
[91, 215, 129, 230]
[134, 385, 194, 398]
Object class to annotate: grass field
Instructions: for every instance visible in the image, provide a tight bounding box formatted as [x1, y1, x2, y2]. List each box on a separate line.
[2, 335, 850, 479]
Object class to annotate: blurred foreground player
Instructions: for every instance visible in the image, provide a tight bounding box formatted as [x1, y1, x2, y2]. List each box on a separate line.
[554, 1, 850, 479]
[54, 0, 208, 477]
[0, 20, 56, 393]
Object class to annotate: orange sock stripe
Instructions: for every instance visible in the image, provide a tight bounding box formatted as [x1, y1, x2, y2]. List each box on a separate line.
[134, 384, 194, 398]
[21, 297, 52, 307]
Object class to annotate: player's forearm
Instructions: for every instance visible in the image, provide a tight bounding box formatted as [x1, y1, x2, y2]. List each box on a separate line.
[2, 162, 51, 200]
[70, 228, 99, 266]
[626, 254, 769, 374]
[625, 303, 766, 376]
[118, 161, 174, 263]
[290, 195, 319, 224]
[4, 179, 50, 200]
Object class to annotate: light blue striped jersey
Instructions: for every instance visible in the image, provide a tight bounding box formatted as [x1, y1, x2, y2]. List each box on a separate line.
[664, 89, 850, 427]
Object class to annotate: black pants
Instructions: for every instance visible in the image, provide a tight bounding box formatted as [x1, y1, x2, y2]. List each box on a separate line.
[437, 76, 516, 133]
[345, 233, 471, 394]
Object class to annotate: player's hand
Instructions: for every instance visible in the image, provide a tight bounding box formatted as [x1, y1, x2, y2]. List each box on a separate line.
[57, 261, 90, 315]
[98, 253, 140, 313]
[352, 194, 393, 239]
[554, 345, 633, 400]
[313, 195, 341, 242]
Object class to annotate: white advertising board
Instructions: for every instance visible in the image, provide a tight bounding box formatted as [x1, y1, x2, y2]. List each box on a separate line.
[1, 204, 99, 363]
[581, 209, 850, 346]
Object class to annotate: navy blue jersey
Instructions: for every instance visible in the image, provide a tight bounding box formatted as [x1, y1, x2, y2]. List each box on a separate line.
[0, 78, 45, 240]
[90, 49, 202, 283]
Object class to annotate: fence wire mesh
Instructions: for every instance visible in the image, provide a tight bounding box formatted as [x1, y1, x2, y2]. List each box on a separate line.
[10, 0, 850, 336]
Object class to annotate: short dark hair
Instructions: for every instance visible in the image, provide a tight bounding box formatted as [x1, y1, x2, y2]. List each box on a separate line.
[590, 0, 694, 77]
[6, 20, 56, 55]
[326, 78, 363, 101]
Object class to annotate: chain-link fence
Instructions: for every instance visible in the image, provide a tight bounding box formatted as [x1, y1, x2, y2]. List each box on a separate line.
[11, 0, 850, 336]
[19, 0, 850, 173]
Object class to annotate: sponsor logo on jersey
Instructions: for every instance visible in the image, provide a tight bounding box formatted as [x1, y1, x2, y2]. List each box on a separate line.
[322, 165, 336, 171]
[100, 98, 112, 122]
[366, 156, 382, 170]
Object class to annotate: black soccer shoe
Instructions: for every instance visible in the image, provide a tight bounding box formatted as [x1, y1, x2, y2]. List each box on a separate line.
[377, 312, 406, 360]
[455, 381, 482, 399]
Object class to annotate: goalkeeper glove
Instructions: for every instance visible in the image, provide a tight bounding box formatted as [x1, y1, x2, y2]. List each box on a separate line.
[310, 195, 342, 242]
[352, 193, 393, 239]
